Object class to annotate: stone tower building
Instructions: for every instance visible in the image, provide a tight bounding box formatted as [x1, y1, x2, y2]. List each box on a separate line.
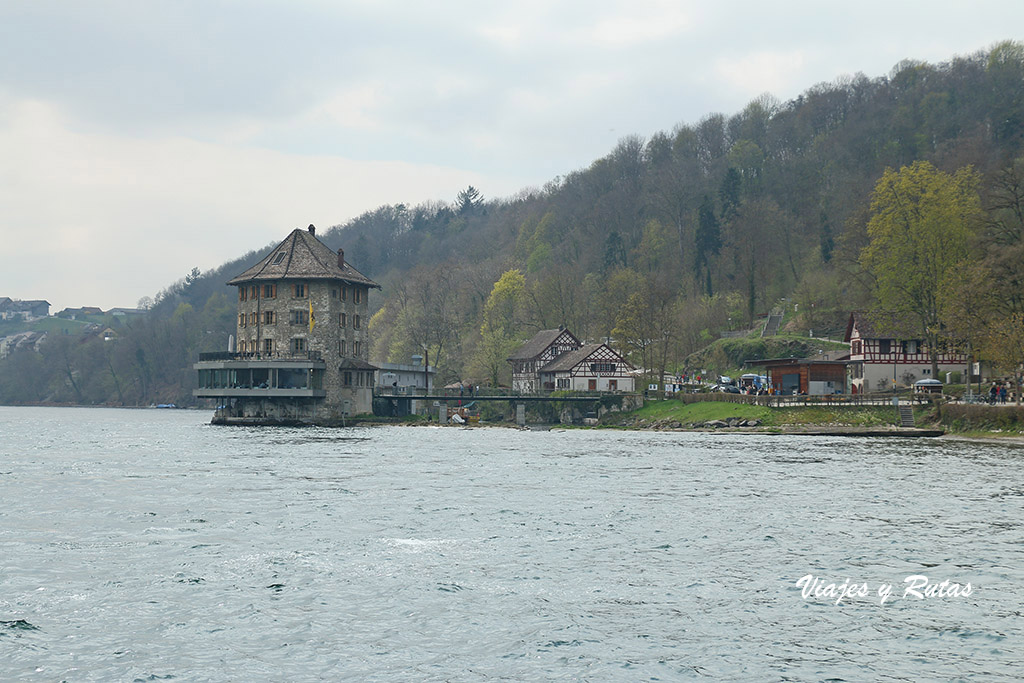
[194, 225, 379, 424]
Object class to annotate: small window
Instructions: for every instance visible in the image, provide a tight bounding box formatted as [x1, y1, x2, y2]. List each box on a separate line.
[343, 371, 352, 386]
[239, 314, 246, 328]
[263, 284, 276, 299]
[354, 288, 362, 304]
[291, 337, 306, 353]
[340, 313, 347, 328]
[273, 252, 286, 265]
[330, 287, 338, 299]
[263, 311, 275, 325]
[239, 288, 247, 302]
[340, 339, 347, 355]
[250, 285, 258, 300]
[263, 338, 273, 354]
[879, 340, 891, 355]
[354, 341, 361, 356]
[294, 283, 306, 298]
[354, 314, 360, 329]
[290, 310, 309, 325]
[249, 312, 257, 326]
[341, 286, 348, 302]
[239, 340, 246, 353]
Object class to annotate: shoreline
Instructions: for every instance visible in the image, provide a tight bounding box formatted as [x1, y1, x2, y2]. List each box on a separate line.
[3, 403, 1024, 444]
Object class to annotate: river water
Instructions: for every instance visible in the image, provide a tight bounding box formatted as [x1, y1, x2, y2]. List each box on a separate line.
[0, 406, 1022, 681]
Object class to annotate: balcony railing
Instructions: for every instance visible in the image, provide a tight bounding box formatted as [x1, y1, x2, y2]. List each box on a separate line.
[198, 350, 323, 362]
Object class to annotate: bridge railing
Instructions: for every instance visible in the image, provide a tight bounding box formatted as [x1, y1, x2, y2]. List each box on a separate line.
[373, 386, 636, 400]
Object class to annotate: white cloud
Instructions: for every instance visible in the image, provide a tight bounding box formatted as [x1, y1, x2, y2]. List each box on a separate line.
[713, 50, 810, 100]
[306, 83, 390, 132]
[582, 2, 693, 47]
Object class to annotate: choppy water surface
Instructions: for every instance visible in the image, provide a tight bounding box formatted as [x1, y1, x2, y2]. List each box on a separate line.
[1, 406, 1022, 681]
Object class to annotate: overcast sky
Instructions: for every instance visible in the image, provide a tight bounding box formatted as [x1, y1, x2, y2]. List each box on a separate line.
[2, 1, 1022, 312]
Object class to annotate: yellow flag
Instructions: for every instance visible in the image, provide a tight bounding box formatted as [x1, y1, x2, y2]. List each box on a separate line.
[308, 297, 315, 333]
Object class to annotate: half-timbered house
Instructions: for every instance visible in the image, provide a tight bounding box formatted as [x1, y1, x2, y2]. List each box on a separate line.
[844, 311, 970, 393]
[538, 343, 635, 393]
[507, 327, 582, 392]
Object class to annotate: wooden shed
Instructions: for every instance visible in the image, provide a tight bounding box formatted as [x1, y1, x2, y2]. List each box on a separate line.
[746, 357, 850, 395]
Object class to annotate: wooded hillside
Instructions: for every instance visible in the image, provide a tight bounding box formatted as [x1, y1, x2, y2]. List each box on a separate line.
[3, 42, 1023, 404]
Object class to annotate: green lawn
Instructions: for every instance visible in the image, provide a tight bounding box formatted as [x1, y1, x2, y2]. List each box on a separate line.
[0, 317, 89, 336]
[605, 400, 770, 425]
[604, 399, 899, 428]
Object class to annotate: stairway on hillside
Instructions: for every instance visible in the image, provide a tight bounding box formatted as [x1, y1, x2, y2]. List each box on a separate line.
[761, 313, 783, 337]
[898, 403, 916, 427]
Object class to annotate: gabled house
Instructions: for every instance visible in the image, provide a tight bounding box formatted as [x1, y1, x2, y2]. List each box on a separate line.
[507, 328, 635, 393]
[0, 299, 50, 321]
[0, 330, 46, 357]
[845, 311, 970, 392]
[539, 343, 635, 392]
[507, 327, 582, 392]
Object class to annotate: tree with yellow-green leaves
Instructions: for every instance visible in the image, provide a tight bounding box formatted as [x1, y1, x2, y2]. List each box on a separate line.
[860, 161, 982, 377]
[472, 269, 529, 387]
[982, 312, 1024, 405]
[938, 262, 998, 395]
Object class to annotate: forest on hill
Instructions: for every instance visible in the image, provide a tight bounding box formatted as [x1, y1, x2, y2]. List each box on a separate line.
[2, 42, 1024, 405]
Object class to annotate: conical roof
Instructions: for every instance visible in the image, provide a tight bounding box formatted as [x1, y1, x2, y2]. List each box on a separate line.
[227, 227, 379, 288]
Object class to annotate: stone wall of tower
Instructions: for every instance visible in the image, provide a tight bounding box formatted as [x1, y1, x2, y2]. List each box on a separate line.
[231, 278, 374, 417]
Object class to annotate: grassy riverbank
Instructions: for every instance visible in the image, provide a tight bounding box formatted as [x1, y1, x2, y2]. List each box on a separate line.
[599, 399, 900, 430]
[592, 399, 1024, 438]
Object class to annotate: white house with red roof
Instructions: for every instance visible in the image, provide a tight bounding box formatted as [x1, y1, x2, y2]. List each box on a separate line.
[845, 311, 971, 392]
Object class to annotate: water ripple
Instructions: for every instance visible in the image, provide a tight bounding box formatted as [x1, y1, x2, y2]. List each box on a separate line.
[0, 407, 1022, 680]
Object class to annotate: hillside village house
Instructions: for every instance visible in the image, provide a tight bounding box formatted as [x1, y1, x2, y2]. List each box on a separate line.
[0, 298, 50, 321]
[56, 307, 103, 319]
[194, 225, 379, 423]
[507, 328, 635, 393]
[844, 311, 971, 393]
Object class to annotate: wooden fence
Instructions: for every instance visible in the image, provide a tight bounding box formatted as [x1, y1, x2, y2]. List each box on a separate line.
[672, 392, 933, 408]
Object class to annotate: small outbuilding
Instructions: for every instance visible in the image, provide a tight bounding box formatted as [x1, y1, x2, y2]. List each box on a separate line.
[746, 357, 850, 395]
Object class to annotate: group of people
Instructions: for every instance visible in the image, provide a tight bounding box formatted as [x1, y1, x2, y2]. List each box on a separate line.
[987, 382, 1012, 404]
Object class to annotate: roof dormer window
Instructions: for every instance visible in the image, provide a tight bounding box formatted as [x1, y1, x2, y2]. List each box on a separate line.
[273, 252, 286, 265]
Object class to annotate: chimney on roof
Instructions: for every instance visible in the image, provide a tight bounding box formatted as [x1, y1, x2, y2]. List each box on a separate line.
[308, 224, 316, 235]
[337, 248, 345, 269]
